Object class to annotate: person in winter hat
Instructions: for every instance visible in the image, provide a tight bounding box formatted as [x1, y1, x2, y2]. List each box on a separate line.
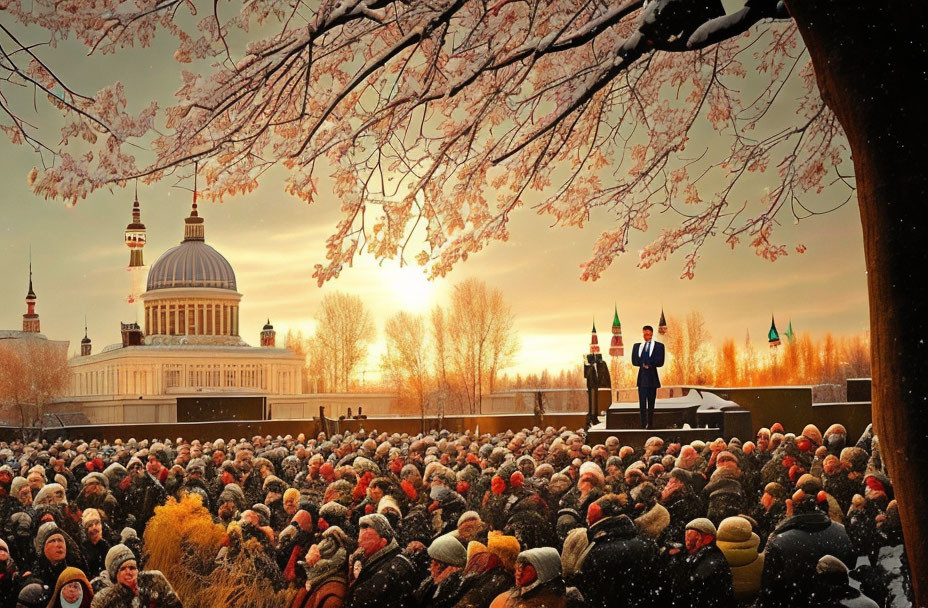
[631, 482, 670, 543]
[751, 481, 788, 548]
[29, 522, 88, 591]
[79, 508, 111, 579]
[576, 493, 661, 608]
[676, 518, 735, 608]
[345, 514, 422, 608]
[0, 537, 25, 607]
[90, 544, 181, 608]
[452, 540, 513, 608]
[489, 547, 565, 608]
[47, 567, 94, 608]
[715, 516, 764, 603]
[290, 526, 350, 608]
[122, 455, 167, 537]
[76, 473, 118, 526]
[811, 555, 879, 608]
[279, 508, 319, 584]
[755, 485, 855, 608]
[414, 533, 467, 608]
[16, 583, 49, 608]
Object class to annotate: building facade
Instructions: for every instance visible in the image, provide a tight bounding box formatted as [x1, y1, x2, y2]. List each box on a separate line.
[65, 200, 307, 424]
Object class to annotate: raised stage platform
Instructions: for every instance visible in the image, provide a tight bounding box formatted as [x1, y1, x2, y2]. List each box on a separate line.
[586, 388, 752, 448]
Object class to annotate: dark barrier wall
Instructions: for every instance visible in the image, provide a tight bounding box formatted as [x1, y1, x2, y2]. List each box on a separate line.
[3, 413, 588, 444]
[811, 402, 872, 441]
[706, 386, 814, 434]
[846, 378, 872, 403]
[177, 396, 266, 422]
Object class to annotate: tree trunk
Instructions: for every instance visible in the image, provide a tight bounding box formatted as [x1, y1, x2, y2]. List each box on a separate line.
[786, 0, 928, 603]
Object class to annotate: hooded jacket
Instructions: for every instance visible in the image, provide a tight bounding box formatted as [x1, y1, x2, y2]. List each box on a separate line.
[47, 567, 93, 608]
[88, 570, 181, 608]
[489, 547, 565, 608]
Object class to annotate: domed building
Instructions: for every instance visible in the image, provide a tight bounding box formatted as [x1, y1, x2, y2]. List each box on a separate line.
[65, 202, 309, 424]
[141, 202, 245, 346]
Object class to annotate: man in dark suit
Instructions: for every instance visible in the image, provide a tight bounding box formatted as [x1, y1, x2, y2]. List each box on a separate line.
[631, 325, 665, 429]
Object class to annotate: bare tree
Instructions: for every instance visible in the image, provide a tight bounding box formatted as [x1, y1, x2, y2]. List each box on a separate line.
[381, 311, 430, 427]
[0, 338, 69, 437]
[446, 279, 517, 414]
[663, 311, 713, 385]
[313, 291, 375, 392]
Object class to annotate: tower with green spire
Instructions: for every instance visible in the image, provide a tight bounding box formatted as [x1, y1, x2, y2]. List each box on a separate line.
[609, 305, 624, 357]
[768, 316, 781, 348]
[785, 319, 795, 342]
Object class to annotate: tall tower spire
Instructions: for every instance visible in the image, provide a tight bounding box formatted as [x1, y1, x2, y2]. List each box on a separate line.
[609, 305, 624, 357]
[261, 319, 276, 348]
[81, 316, 92, 356]
[125, 184, 147, 267]
[589, 320, 600, 355]
[768, 315, 781, 348]
[658, 308, 668, 335]
[184, 163, 205, 241]
[23, 252, 40, 333]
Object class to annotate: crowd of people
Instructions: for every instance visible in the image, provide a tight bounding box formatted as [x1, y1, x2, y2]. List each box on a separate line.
[0, 421, 912, 608]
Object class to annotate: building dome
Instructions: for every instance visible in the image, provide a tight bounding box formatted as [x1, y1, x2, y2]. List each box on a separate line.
[146, 240, 237, 291]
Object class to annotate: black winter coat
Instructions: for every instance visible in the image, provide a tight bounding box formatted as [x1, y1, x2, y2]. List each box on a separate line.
[575, 515, 661, 608]
[756, 510, 856, 608]
[675, 544, 734, 608]
[346, 545, 423, 608]
[453, 567, 513, 608]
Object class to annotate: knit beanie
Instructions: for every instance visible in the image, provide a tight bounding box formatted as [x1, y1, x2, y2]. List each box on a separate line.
[578, 462, 605, 487]
[263, 475, 287, 494]
[16, 583, 47, 608]
[218, 483, 246, 509]
[487, 531, 520, 573]
[358, 513, 394, 542]
[319, 500, 348, 523]
[10, 476, 28, 497]
[252, 503, 271, 526]
[34, 483, 67, 506]
[35, 522, 66, 555]
[105, 544, 137, 581]
[428, 533, 467, 567]
[120, 528, 138, 544]
[81, 508, 102, 527]
[82, 472, 109, 489]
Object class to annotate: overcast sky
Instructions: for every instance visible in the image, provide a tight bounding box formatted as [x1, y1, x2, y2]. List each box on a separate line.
[0, 17, 869, 378]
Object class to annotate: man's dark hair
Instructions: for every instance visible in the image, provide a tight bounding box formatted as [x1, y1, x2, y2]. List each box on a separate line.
[643, 325, 654, 332]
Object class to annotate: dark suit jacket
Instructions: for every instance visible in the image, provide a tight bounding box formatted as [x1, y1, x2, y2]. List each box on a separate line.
[631, 341, 665, 388]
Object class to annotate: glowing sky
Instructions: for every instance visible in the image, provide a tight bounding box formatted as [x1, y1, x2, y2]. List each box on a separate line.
[0, 20, 869, 380]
